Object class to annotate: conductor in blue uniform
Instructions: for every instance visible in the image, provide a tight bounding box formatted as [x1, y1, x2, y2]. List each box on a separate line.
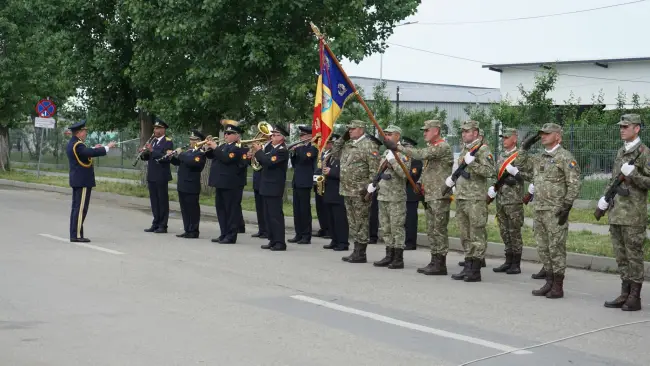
[140, 118, 174, 233]
[66, 120, 116, 242]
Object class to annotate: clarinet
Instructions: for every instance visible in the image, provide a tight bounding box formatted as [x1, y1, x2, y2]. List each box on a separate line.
[132, 133, 156, 167]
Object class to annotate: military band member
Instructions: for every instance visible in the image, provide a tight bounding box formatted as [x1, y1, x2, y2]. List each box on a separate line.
[313, 140, 332, 238]
[402, 136, 422, 251]
[445, 120, 495, 282]
[205, 120, 244, 244]
[140, 118, 174, 233]
[321, 134, 349, 251]
[169, 130, 207, 238]
[330, 120, 380, 263]
[519, 123, 581, 299]
[370, 125, 410, 269]
[488, 128, 525, 275]
[600, 114, 649, 311]
[289, 126, 318, 244]
[236, 135, 249, 235]
[251, 141, 272, 239]
[250, 125, 290, 251]
[387, 120, 453, 275]
[66, 120, 116, 242]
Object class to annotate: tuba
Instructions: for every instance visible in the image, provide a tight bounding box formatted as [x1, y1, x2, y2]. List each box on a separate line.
[247, 121, 273, 171]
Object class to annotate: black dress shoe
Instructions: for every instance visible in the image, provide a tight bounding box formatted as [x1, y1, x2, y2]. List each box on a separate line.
[185, 233, 199, 239]
[270, 244, 287, 251]
[176, 233, 187, 238]
[314, 230, 326, 237]
[211, 236, 225, 243]
[219, 238, 236, 244]
[297, 238, 311, 244]
[259, 233, 268, 239]
[251, 232, 262, 238]
[288, 236, 300, 243]
[261, 243, 273, 249]
[144, 226, 157, 232]
[333, 245, 349, 251]
[323, 242, 336, 249]
[70, 238, 91, 243]
[154, 228, 167, 234]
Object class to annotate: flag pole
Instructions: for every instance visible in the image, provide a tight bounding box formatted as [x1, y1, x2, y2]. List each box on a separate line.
[309, 22, 422, 196]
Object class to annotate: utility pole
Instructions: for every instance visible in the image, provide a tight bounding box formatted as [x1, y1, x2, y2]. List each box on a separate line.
[396, 86, 400, 124]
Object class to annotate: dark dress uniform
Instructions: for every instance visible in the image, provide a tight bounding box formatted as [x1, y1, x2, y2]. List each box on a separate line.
[206, 133, 244, 244]
[255, 131, 289, 251]
[66, 121, 108, 242]
[170, 131, 207, 238]
[404, 138, 423, 250]
[289, 127, 318, 244]
[140, 119, 174, 233]
[237, 145, 249, 234]
[322, 153, 349, 251]
[251, 142, 272, 238]
[313, 148, 330, 237]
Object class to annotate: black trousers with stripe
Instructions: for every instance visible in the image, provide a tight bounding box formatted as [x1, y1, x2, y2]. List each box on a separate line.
[179, 191, 201, 234]
[70, 187, 92, 239]
[148, 181, 169, 229]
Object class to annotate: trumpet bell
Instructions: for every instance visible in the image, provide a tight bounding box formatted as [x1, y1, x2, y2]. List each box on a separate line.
[257, 121, 273, 136]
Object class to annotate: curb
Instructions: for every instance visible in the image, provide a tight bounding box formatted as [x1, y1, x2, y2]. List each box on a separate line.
[1, 178, 649, 278]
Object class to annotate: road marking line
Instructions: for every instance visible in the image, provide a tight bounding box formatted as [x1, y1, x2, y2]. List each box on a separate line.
[39, 234, 124, 255]
[291, 295, 531, 355]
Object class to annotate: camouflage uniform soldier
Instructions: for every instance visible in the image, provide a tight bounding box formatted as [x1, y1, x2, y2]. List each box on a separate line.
[488, 128, 525, 275]
[330, 120, 381, 263]
[445, 120, 495, 282]
[519, 123, 581, 299]
[370, 125, 410, 269]
[600, 114, 649, 311]
[388, 120, 454, 275]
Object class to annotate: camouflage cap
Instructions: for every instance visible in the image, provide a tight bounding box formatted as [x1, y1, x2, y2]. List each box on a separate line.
[499, 127, 518, 138]
[384, 124, 402, 134]
[460, 120, 480, 131]
[420, 119, 442, 130]
[346, 119, 367, 129]
[618, 114, 642, 126]
[479, 128, 484, 136]
[539, 122, 562, 134]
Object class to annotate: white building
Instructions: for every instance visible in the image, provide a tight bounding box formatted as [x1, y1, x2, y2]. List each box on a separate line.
[349, 76, 501, 130]
[483, 57, 650, 108]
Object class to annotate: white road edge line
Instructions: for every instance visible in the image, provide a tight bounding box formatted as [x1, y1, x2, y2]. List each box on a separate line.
[39, 234, 125, 255]
[291, 295, 532, 355]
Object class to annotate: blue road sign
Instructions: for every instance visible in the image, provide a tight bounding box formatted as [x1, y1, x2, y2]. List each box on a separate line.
[35, 99, 57, 117]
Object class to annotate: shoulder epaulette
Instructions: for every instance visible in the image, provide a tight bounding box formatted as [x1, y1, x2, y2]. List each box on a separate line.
[165, 137, 172, 141]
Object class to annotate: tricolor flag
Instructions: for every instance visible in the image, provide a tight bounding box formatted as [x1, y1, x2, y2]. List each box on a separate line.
[312, 39, 355, 151]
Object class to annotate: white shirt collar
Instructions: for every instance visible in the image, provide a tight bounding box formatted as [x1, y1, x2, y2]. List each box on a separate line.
[544, 144, 560, 154]
[352, 135, 367, 145]
[625, 137, 641, 151]
[505, 147, 517, 154]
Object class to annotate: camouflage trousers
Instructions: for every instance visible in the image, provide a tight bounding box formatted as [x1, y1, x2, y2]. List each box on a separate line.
[610, 225, 646, 283]
[425, 199, 451, 255]
[496, 203, 524, 254]
[456, 199, 488, 259]
[378, 200, 406, 249]
[533, 209, 568, 275]
[344, 196, 371, 245]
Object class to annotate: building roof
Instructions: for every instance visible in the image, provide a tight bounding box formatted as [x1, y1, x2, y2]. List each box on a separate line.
[349, 76, 501, 104]
[483, 57, 650, 72]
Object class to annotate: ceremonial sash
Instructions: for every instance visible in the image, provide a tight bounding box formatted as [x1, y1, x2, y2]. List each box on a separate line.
[498, 151, 518, 180]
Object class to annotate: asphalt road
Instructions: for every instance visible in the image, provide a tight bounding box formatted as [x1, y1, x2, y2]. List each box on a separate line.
[1, 187, 649, 366]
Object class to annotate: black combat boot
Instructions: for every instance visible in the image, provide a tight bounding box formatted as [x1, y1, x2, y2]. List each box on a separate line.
[546, 273, 564, 299]
[452, 258, 470, 280]
[373, 247, 394, 267]
[532, 274, 554, 296]
[423, 254, 448, 275]
[464, 258, 482, 282]
[418, 254, 436, 274]
[604, 280, 630, 308]
[532, 266, 547, 279]
[348, 244, 368, 263]
[342, 242, 358, 262]
[622, 283, 642, 311]
[493, 251, 513, 273]
[388, 248, 404, 269]
[506, 252, 522, 274]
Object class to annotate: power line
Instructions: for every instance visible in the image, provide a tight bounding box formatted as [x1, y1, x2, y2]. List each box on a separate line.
[386, 42, 650, 84]
[417, 0, 648, 25]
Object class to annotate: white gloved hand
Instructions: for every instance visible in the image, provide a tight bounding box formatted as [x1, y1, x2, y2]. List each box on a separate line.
[385, 150, 395, 161]
[505, 163, 519, 176]
[464, 151, 475, 165]
[445, 176, 455, 188]
[367, 183, 377, 193]
[597, 196, 609, 211]
[452, 186, 456, 194]
[487, 186, 497, 198]
[528, 183, 535, 194]
[313, 175, 319, 182]
[621, 162, 635, 176]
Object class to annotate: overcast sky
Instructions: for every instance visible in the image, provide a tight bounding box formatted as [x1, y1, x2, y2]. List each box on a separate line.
[340, 0, 650, 89]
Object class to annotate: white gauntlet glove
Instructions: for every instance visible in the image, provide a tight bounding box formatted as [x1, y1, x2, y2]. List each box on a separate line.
[487, 186, 497, 198]
[463, 151, 475, 165]
[621, 162, 635, 176]
[367, 183, 377, 193]
[505, 163, 519, 176]
[445, 176, 455, 188]
[528, 184, 535, 195]
[597, 196, 609, 210]
[385, 150, 395, 161]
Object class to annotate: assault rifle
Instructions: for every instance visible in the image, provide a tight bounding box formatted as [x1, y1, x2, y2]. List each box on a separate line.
[487, 173, 522, 205]
[365, 160, 389, 202]
[442, 138, 484, 197]
[593, 152, 642, 220]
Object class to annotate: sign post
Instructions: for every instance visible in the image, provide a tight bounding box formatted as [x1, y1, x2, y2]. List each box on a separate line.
[34, 98, 57, 178]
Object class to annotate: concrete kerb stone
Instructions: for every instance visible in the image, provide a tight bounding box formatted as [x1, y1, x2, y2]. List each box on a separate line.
[1, 178, 649, 277]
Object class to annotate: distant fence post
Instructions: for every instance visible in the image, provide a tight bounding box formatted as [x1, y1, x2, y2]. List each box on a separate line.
[570, 123, 574, 153]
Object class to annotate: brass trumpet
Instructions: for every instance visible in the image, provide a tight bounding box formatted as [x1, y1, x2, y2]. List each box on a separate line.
[247, 121, 273, 171]
[193, 135, 221, 151]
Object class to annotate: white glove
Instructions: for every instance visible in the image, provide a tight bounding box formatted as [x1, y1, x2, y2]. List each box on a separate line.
[528, 184, 535, 194]
[464, 151, 475, 165]
[505, 164, 519, 176]
[487, 186, 497, 198]
[367, 183, 377, 193]
[452, 186, 456, 194]
[104, 146, 110, 152]
[385, 150, 395, 161]
[597, 196, 609, 211]
[313, 175, 319, 182]
[621, 162, 635, 176]
[445, 176, 455, 188]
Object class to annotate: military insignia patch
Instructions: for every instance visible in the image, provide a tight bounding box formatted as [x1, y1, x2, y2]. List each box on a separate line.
[229, 152, 235, 158]
[242, 154, 248, 160]
[402, 156, 409, 161]
[306, 152, 312, 157]
[412, 168, 417, 174]
[194, 156, 200, 162]
[568, 160, 577, 169]
[487, 154, 493, 161]
[371, 151, 378, 156]
[271, 156, 277, 162]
